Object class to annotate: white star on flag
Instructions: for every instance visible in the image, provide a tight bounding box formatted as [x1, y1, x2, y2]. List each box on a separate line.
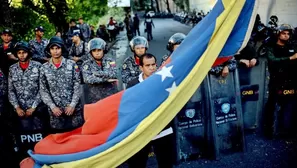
[166, 82, 177, 95]
[156, 65, 174, 82]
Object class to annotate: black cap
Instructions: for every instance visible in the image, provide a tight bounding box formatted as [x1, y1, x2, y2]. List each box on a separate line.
[35, 26, 45, 32]
[2, 29, 12, 36]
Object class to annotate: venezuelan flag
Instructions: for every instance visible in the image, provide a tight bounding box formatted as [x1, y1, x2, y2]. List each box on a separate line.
[20, 0, 258, 167]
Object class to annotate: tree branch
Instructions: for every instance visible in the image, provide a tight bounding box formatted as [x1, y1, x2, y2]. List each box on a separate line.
[22, 0, 45, 15]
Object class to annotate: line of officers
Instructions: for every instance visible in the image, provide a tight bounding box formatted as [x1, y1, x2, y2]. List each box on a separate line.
[0, 23, 296, 166]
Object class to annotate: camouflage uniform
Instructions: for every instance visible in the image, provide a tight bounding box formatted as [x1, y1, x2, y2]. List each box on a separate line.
[210, 57, 237, 75]
[0, 68, 7, 115]
[82, 56, 118, 104]
[8, 61, 47, 131]
[78, 23, 91, 42]
[69, 41, 89, 66]
[39, 57, 84, 130]
[121, 56, 141, 84]
[29, 39, 49, 63]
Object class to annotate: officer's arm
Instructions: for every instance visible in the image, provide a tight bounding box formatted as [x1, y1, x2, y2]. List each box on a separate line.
[70, 64, 82, 108]
[8, 70, 20, 109]
[82, 63, 108, 84]
[39, 68, 56, 110]
[266, 47, 290, 62]
[209, 65, 224, 75]
[224, 57, 237, 71]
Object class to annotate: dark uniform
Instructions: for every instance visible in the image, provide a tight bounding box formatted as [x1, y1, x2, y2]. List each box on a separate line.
[0, 69, 7, 115]
[144, 17, 155, 41]
[121, 56, 141, 84]
[264, 43, 297, 136]
[0, 41, 16, 76]
[82, 56, 118, 104]
[69, 40, 89, 66]
[39, 57, 84, 131]
[78, 23, 91, 42]
[0, 68, 18, 167]
[29, 39, 49, 63]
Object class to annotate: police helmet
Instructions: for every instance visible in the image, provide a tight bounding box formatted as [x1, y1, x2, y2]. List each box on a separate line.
[129, 36, 149, 52]
[45, 36, 67, 56]
[277, 24, 294, 35]
[166, 33, 186, 52]
[88, 38, 107, 54]
[14, 41, 31, 56]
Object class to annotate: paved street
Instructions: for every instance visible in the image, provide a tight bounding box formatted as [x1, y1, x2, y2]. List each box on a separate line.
[108, 18, 297, 168]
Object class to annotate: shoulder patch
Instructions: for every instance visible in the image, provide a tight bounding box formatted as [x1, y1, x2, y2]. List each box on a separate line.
[74, 65, 80, 72]
[109, 61, 116, 67]
[122, 64, 127, 70]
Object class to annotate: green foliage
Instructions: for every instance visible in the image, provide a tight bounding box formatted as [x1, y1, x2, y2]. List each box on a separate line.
[9, 6, 55, 41]
[67, 0, 108, 26]
[4, 0, 126, 41]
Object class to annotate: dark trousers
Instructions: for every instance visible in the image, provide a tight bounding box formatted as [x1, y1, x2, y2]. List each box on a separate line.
[263, 86, 297, 138]
[134, 27, 140, 36]
[128, 134, 174, 168]
[147, 31, 153, 41]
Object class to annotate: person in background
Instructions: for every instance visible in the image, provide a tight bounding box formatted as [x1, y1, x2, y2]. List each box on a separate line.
[29, 26, 49, 64]
[133, 14, 140, 36]
[78, 17, 91, 42]
[144, 15, 155, 41]
[69, 31, 89, 67]
[0, 29, 18, 76]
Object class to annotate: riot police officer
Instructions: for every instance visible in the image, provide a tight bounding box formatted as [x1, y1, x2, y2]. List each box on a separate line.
[121, 36, 149, 84]
[263, 24, 297, 138]
[82, 38, 118, 104]
[8, 41, 49, 159]
[161, 33, 186, 65]
[69, 31, 89, 67]
[39, 36, 84, 133]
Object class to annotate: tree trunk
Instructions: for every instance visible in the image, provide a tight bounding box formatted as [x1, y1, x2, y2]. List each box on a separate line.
[165, 0, 171, 13]
[0, 0, 12, 28]
[155, 0, 160, 13]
